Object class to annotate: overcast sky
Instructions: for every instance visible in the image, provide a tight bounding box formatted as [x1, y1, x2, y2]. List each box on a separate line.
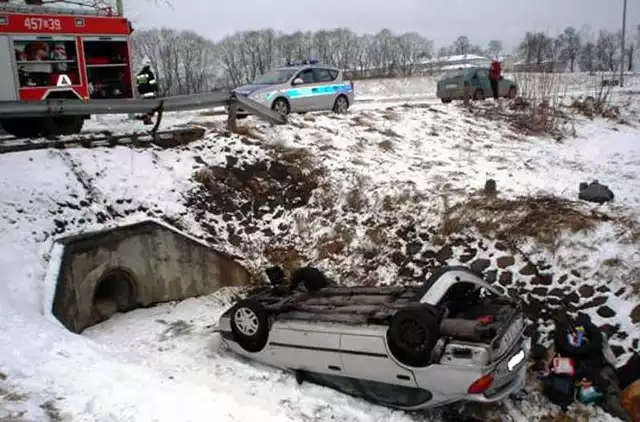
[126, 0, 638, 51]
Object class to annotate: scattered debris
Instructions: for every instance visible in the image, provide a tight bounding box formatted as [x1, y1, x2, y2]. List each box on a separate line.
[579, 181, 615, 204]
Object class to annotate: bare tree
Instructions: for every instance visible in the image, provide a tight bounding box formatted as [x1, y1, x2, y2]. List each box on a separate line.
[486, 40, 503, 57]
[518, 32, 554, 68]
[558, 27, 581, 72]
[595, 30, 620, 71]
[395, 32, 431, 76]
[452, 35, 471, 55]
[579, 41, 596, 72]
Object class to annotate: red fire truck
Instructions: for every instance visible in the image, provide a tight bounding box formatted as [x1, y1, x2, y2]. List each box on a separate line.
[0, 2, 135, 137]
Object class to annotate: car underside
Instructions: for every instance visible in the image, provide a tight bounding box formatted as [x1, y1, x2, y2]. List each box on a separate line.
[217, 265, 530, 410]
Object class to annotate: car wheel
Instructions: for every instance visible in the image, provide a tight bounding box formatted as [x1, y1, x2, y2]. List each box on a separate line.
[553, 315, 603, 360]
[333, 95, 349, 114]
[508, 86, 517, 99]
[387, 305, 440, 367]
[271, 98, 290, 116]
[291, 266, 330, 292]
[441, 98, 452, 104]
[473, 89, 484, 101]
[230, 299, 269, 353]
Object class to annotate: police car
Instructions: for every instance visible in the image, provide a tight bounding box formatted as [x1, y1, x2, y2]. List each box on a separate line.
[231, 60, 355, 117]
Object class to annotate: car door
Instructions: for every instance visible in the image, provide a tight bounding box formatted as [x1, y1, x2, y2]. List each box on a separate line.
[338, 333, 418, 388]
[311, 67, 338, 111]
[288, 68, 315, 112]
[265, 322, 343, 373]
[475, 68, 492, 98]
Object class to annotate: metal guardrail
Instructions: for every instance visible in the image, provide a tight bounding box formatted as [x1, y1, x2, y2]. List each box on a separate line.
[0, 90, 286, 126]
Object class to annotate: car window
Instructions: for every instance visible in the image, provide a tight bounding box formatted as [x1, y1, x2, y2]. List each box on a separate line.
[476, 69, 488, 78]
[356, 379, 432, 407]
[313, 68, 336, 83]
[296, 69, 314, 84]
[302, 372, 362, 397]
[253, 69, 297, 85]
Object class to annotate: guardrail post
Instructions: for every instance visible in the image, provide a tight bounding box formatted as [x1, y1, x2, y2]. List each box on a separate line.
[227, 95, 238, 132]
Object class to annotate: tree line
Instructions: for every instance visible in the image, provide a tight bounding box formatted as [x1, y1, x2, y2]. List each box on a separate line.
[130, 26, 640, 97]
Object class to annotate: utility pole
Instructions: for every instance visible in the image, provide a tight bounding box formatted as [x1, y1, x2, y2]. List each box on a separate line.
[620, 0, 627, 87]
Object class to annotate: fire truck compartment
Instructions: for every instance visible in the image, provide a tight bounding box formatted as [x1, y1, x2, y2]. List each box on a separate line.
[13, 36, 81, 94]
[83, 36, 132, 99]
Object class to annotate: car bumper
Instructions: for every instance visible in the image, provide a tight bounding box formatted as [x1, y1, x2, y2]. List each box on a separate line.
[465, 336, 531, 403]
[436, 88, 464, 99]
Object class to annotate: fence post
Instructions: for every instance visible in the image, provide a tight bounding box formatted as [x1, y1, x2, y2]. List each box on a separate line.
[463, 81, 471, 107]
[227, 96, 238, 132]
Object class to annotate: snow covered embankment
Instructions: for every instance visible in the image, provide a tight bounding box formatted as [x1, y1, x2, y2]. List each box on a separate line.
[1, 93, 639, 421]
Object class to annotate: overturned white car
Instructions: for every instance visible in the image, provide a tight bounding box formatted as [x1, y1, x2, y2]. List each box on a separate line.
[217, 265, 530, 410]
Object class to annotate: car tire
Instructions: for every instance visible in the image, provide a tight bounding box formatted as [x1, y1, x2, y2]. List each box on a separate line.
[271, 98, 290, 116]
[333, 95, 349, 114]
[387, 305, 440, 367]
[553, 315, 603, 360]
[441, 98, 452, 104]
[230, 299, 269, 353]
[473, 89, 484, 101]
[291, 266, 330, 292]
[508, 86, 517, 99]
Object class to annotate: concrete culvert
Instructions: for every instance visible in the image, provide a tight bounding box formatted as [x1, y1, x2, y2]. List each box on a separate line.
[92, 269, 138, 321]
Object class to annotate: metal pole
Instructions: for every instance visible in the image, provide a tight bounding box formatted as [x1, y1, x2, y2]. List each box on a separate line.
[620, 0, 627, 87]
[115, 0, 124, 16]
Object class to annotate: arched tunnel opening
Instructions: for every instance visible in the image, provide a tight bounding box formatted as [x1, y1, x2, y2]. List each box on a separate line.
[92, 269, 139, 322]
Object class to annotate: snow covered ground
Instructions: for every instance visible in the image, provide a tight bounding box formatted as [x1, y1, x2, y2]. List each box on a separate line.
[0, 86, 639, 421]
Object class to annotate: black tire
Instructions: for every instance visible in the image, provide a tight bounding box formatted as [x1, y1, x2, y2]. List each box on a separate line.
[473, 89, 484, 101]
[553, 316, 603, 360]
[507, 86, 517, 99]
[387, 305, 441, 367]
[230, 299, 269, 353]
[291, 266, 330, 292]
[271, 98, 290, 116]
[1, 118, 42, 138]
[42, 116, 84, 136]
[332, 95, 349, 114]
[441, 98, 452, 104]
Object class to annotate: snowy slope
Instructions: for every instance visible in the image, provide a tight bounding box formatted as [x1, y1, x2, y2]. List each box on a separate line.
[1, 92, 639, 421]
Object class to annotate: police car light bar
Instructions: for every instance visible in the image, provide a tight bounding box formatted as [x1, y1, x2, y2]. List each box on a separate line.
[286, 59, 320, 66]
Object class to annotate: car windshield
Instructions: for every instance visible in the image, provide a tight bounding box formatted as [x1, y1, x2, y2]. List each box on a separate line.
[252, 69, 297, 85]
[443, 69, 473, 79]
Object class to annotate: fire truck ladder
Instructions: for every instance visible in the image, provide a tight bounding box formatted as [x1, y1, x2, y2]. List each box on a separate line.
[0, 3, 116, 15]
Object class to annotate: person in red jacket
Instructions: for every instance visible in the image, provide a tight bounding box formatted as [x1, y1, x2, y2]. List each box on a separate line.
[489, 57, 501, 100]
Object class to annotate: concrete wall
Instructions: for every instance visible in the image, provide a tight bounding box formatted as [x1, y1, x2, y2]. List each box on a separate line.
[51, 220, 250, 333]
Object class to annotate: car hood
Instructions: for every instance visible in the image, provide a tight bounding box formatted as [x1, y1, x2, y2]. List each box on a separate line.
[232, 84, 272, 96]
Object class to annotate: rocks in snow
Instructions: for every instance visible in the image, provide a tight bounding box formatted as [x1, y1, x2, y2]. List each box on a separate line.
[578, 284, 595, 298]
[597, 305, 616, 318]
[631, 304, 640, 324]
[483, 179, 497, 197]
[496, 255, 515, 268]
[578, 180, 614, 204]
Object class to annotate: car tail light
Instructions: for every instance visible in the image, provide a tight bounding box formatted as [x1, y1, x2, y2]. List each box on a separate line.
[467, 374, 494, 394]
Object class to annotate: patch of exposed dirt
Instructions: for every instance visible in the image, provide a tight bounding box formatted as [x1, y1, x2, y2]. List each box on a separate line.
[439, 193, 629, 249]
[473, 99, 575, 141]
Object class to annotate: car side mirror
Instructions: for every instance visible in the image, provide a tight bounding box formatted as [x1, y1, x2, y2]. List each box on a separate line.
[292, 78, 304, 86]
[472, 74, 478, 79]
[500, 76, 504, 80]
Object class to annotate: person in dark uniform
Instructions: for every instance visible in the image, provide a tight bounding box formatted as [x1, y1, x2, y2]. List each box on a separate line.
[135, 58, 158, 124]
